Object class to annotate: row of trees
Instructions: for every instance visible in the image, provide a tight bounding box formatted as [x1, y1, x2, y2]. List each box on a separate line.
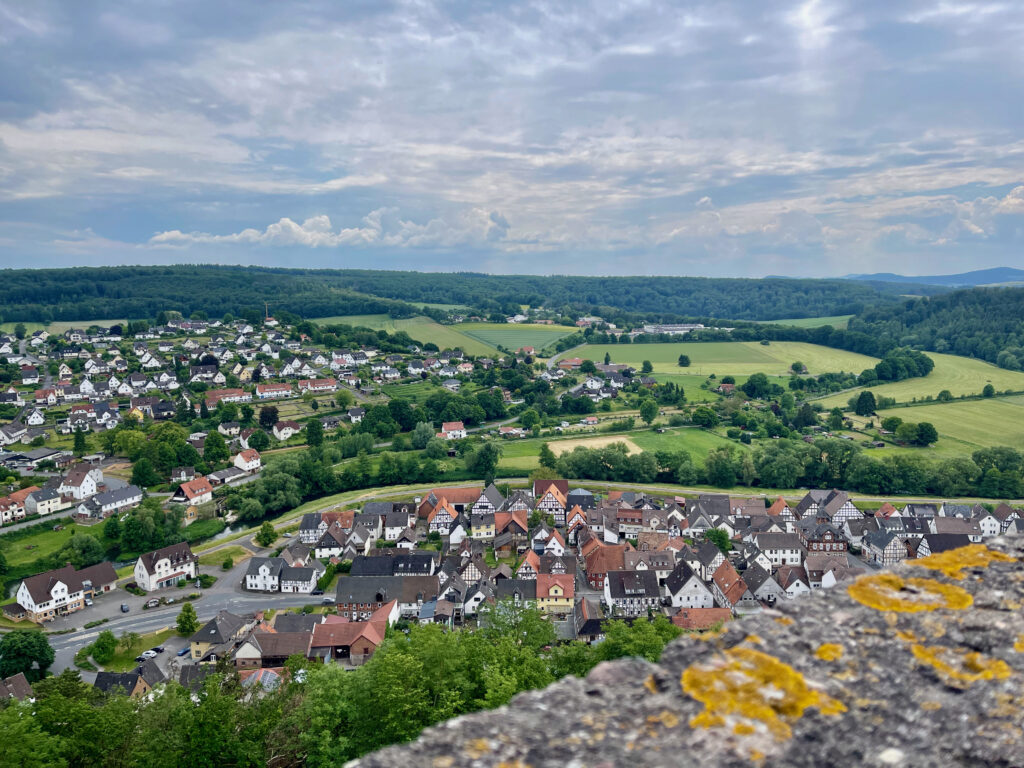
[0, 603, 684, 768]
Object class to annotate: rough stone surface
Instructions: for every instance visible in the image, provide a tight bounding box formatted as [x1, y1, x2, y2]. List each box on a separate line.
[352, 538, 1024, 768]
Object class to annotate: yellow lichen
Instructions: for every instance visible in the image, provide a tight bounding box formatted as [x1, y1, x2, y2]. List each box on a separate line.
[895, 630, 921, 643]
[774, 616, 795, 626]
[907, 544, 1015, 580]
[681, 647, 846, 741]
[911, 644, 1013, 687]
[749, 750, 766, 762]
[1014, 635, 1024, 653]
[847, 573, 973, 613]
[744, 634, 764, 645]
[816, 643, 843, 662]
[920, 701, 943, 711]
[466, 739, 492, 758]
[496, 762, 531, 768]
[433, 758, 455, 768]
[644, 674, 658, 693]
[733, 722, 756, 735]
[646, 710, 680, 728]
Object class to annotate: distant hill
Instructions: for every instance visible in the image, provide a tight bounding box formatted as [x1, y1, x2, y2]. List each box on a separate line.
[845, 267, 1024, 287]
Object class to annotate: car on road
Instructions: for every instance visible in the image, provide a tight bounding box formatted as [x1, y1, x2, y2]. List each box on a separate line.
[140, 650, 158, 660]
[121, 604, 130, 613]
[311, 588, 324, 596]
[283, 532, 293, 538]
[166, 597, 176, 604]
[176, 647, 190, 657]
[151, 646, 165, 654]
[145, 598, 160, 608]
[321, 597, 335, 605]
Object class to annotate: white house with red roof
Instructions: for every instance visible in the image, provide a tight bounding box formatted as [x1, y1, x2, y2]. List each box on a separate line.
[174, 476, 213, 505]
[233, 449, 262, 473]
[256, 383, 293, 400]
[439, 421, 466, 439]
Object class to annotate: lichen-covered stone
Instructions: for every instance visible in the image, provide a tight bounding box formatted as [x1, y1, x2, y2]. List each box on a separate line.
[351, 539, 1024, 768]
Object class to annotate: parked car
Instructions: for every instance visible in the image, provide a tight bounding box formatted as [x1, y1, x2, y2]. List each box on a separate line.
[145, 598, 160, 608]
[321, 597, 335, 605]
[84, 598, 93, 606]
[165, 597, 176, 604]
[134, 655, 145, 663]
[120, 604, 130, 613]
[151, 646, 165, 654]
[140, 650, 158, 660]
[176, 647, 190, 657]
[283, 532, 293, 538]
[311, 588, 324, 596]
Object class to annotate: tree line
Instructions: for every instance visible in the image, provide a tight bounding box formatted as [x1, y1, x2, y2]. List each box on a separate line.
[0, 602, 684, 768]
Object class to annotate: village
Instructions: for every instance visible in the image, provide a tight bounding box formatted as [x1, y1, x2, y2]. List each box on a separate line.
[0, 311, 1022, 703]
[3, 471, 1022, 699]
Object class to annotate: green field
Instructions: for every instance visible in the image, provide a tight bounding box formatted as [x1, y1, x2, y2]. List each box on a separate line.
[874, 398, 1024, 453]
[310, 315, 495, 356]
[0, 523, 102, 567]
[381, 380, 449, 404]
[578, 341, 878, 377]
[496, 426, 743, 471]
[815, 352, 1024, 409]
[0, 318, 132, 335]
[756, 315, 853, 329]
[456, 323, 575, 353]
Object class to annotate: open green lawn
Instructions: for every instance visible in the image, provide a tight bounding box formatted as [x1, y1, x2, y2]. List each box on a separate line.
[198, 545, 251, 567]
[310, 315, 495, 355]
[873, 398, 1024, 453]
[496, 426, 742, 471]
[0, 319, 133, 334]
[381, 379, 447, 404]
[815, 352, 1024, 409]
[580, 341, 877, 377]
[105, 628, 177, 672]
[756, 315, 854, 329]
[455, 323, 576, 353]
[0, 523, 102, 567]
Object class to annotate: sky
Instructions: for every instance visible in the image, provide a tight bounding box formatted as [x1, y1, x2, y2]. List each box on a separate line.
[1, 0, 1023, 277]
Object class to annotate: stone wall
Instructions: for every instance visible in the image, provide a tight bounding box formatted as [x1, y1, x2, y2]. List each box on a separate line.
[353, 539, 1024, 768]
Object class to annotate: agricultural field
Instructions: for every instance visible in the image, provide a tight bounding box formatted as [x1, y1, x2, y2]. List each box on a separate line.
[310, 315, 494, 355]
[578, 341, 878, 377]
[815, 352, 1024, 409]
[497, 426, 743, 471]
[0, 318, 132, 335]
[381, 380, 450, 404]
[756, 314, 853, 328]
[873, 398, 1024, 453]
[455, 322, 576, 353]
[548, 436, 642, 456]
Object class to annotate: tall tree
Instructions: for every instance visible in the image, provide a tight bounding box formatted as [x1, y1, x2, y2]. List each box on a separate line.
[176, 602, 199, 636]
[854, 390, 877, 416]
[0, 630, 55, 681]
[305, 418, 324, 447]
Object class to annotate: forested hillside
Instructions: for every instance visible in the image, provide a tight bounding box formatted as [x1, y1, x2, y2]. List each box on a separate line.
[846, 288, 1024, 370]
[0, 266, 934, 323]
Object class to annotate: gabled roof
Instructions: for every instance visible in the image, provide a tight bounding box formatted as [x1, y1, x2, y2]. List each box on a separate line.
[192, 610, 250, 645]
[138, 542, 196, 575]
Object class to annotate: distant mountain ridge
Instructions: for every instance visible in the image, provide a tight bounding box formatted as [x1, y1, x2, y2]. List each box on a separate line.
[845, 266, 1024, 287]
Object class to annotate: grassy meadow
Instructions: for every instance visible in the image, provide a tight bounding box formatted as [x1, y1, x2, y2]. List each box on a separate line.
[873, 397, 1024, 453]
[310, 315, 495, 355]
[579, 341, 878, 377]
[757, 314, 853, 328]
[455, 322, 576, 352]
[815, 352, 1024, 409]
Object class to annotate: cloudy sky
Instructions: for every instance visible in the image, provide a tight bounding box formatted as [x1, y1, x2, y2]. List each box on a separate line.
[1, 0, 1023, 277]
